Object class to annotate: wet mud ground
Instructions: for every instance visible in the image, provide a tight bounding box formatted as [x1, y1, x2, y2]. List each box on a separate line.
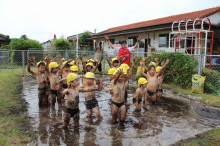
[22, 75, 220, 146]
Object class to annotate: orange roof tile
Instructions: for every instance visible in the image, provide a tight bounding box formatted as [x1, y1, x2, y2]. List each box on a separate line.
[94, 6, 220, 36]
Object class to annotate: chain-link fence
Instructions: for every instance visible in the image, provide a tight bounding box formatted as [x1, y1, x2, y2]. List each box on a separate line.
[0, 49, 220, 93]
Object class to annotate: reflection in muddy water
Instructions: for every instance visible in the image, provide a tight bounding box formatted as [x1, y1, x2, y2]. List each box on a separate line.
[22, 75, 220, 145]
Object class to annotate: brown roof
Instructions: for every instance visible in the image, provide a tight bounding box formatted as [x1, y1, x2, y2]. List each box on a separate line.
[94, 6, 220, 36]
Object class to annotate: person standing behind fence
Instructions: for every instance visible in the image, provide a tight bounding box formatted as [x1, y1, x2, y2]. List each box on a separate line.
[104, 36, 142, 66]
[94, 44, 103, 75]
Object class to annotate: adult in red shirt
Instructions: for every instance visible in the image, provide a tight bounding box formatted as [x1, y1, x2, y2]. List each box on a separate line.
[105, 36, 142, 66]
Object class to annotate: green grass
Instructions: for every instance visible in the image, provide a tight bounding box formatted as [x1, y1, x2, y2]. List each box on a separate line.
[162, 83, 220, 109]
[174, 128, 220, 146]
[0, 70, 33, 145]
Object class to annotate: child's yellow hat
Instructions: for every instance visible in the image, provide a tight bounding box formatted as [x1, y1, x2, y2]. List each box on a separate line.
[120, 63, 130, 70]
[36, 61, 46, 67]
[113, 67, 127, 75]
[67, 73, 79, 85]
[87, 59, 94, 62]
[86, 63, 93, 67]
[68, 60, 75, 66]
[85, 72, 95, 79]
[138, 77, 148, 87]
[61, 58, 65, 61]
[62, 61, 67, 65]
[70, 65, 78, 72]
[108, 68, 117, 75]
[150, 62, 157, 67]
[156, 66, 162, 73]
[112, 58, 118, 62]
[49, 62, 59, 71]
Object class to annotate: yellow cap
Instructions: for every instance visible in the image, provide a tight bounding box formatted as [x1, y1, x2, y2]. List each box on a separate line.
[113, 67, 127, 75]
[70, 65, 79, 72]
[49, 62, 59, 71]
[86, 63, 93, 67]
[88, 59, 94, 62]
[85, 72, 95, 79]
[67, 73, 79, 85]
[62, 61, 67, 65]
[62, 58, 65, 61]
[36, 61, 46, 67]
[150, 62, 157, 67]
[112, 58, 118, 62]
[156, 66, 162, 73]
[120, 63, 130, 70]
[108, 68, 117, 75]
[138, 77, 148, 87]
[68, 60, 75, 66]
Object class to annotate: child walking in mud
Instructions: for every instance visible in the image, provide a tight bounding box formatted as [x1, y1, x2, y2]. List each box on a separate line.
[156, 62, 166, 102]
[46, 57, 63, 108]
[105, 58, 135, 123]
[133, 77, 148, 111]
[27, 58, 49, 107]
[140, 58, 169, 105]
[104, 52, 120, 69]
[83, 72, 103, 119]
[62, 73, 100, 128]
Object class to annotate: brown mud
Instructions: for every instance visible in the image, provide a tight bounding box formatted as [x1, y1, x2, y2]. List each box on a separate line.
[22, 75, 220, 146]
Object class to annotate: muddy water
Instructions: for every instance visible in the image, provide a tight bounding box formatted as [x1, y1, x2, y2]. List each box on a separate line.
[22, 75, 220, 146]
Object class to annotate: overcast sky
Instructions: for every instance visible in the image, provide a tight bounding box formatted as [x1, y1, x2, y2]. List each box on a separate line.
[0, 0, 219, 43]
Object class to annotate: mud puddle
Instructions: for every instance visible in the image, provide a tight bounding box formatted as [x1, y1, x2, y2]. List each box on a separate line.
[22, 75, 220, 146]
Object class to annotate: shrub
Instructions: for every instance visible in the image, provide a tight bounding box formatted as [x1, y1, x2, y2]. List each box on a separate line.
[53, 37, 72, 50]
[202, 68, 220, 93]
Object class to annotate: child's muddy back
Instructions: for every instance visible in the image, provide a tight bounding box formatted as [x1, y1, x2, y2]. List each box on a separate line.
[23, 75, 220, 146]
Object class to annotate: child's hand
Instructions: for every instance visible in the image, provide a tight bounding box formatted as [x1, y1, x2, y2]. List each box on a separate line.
[166, 59, 170, 64]
[125, 54, 129, 58]
[104, 51, 108, 57]
[46, 56, 51, 62]
[154, 57, 158, 62]
[27, 58, 31, 64]
[161, 61, 165, 66]
[137, 36, 143, 42]
[55, 84, 60, 90]
[142, 57, 146, 62]
[68, 59, 73, 62]
[104, 36, 109, 41]
[105, 89, 109, 92]
[140, 60, 143, 66]
[31, 56, 35, 60]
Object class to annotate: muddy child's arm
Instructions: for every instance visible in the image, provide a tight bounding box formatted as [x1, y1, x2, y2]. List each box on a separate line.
[45, 56, 51, 74]
[105, 52, 112, 68]
[92, 55, 103, 72]
[61, 89, 68, 96]
[104, 36, 114, 48]
[141, 57, 149, 72]
[31, 56, 37, 66]
[75, 56, 80, 66]
[113, 68, 123, 84]
[51, 55, 61, 62]
[105, 88, 113, 92]
[103, 83, 111, 87]
[125, 56, 135, 82]
[27, 58, 36, 75]
[154, 57, 159, 67]
[78, 85, 99, 92]
[140, 65, 148, 79]
[133, 36, 142, 49]
[157, 59, 169, 76]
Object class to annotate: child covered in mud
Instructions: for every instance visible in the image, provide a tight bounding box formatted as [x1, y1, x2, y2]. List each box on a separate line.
[104, 52, 120, 69]
[140, 58, 169, 105]
[46, 57, 63, 108]
[156, 62, 166, 102]
[133, 77, 148, 111]
[83, 72, 103, 119]
[105, 58, 135, 123]
[27, 58, 49, 107]
[62, 73, 100, 128]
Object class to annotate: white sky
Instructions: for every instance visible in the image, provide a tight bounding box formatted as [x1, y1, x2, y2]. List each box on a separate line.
[0, 0, 219, 43]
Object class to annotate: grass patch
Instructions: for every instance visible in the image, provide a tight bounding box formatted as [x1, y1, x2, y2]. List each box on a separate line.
[174, 128, 220, 146]
[0, 69, 33, 145]
[162, 83, 220, 109]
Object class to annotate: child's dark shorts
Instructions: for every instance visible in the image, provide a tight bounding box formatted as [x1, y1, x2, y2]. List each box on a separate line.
[85, 99, 99, 110]
[65, 108, 79, 117]
[133, 98, 142, 104]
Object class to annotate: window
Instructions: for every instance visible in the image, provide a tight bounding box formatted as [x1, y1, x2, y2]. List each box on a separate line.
[159, 34, 169, 47]
[110, 39, 115, 44]
[139, 38, 145, 48]
[128, 36, 137, 47]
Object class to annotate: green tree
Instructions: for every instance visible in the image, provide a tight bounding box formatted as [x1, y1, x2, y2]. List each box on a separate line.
[78, 31, 92, 46]
[20, 35, 28, 40]
[53, 37, 71, 50]
[1, 38, 43, 50]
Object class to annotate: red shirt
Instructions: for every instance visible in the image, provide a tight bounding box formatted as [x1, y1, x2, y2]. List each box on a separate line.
[118, 47, 131, 66]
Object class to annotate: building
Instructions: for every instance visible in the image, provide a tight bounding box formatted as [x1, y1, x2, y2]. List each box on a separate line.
[92, 6, 220, 56]
[41, 40, 52, 51]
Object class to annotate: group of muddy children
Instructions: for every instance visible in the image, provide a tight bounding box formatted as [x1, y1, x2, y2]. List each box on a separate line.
[27, 36, 169, 129]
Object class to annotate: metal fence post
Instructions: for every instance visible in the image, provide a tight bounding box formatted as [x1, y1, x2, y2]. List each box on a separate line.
[22, 50, 25, 72]
[103, 52, 105, 70]
[198, 55, 203, 75]
[65, 50, 68, 60]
